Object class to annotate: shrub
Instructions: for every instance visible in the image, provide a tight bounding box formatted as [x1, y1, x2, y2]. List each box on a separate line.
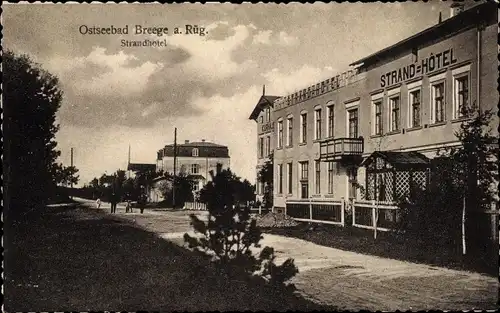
[184, 169, 298, 290]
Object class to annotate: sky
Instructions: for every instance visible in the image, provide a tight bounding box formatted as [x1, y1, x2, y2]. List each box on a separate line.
[4, 1, 458, 186]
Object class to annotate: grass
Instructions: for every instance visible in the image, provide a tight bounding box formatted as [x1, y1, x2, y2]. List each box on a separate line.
[261, 222, 498, 277]
[4, 204, 335, 311]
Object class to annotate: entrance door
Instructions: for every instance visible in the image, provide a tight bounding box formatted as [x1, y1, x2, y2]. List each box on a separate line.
[347, 167, 358, 200]
[300, 182, 309, 199]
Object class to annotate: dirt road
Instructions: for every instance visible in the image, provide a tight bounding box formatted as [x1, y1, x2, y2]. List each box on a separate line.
[77, 198, 498, 311]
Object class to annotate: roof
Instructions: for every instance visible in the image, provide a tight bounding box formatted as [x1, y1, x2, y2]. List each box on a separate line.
[164, 141, 226, 148]
[350, 1, 495, 68]
[159, 142, 230, 159]
[127, 163, 156, 172]
[361, 151, 430, 167]
[248, 95, 281, 120]
[188, 174, 206, 180]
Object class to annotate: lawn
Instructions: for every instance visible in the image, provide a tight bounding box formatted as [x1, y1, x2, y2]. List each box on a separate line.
[261, 222, 498, 277]
[4, 204, 335, 311]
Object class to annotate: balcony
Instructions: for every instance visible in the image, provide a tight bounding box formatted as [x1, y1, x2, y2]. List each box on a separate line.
[319, 137, 364, 162]
[261, 122, 274, 134]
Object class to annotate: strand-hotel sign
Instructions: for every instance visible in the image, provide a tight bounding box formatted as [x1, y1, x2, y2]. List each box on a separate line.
[380, 48, 458, 88]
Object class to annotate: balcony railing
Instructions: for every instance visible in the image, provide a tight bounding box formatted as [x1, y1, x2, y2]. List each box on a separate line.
[319, 137, 364, 161]
[261, 122, 274, 133]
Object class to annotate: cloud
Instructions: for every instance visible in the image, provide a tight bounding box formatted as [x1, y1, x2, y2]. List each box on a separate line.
[252, 29, 300, 46]
[262, 64, 337, 95]
[253, 30, 272, 45]
[47, 47, 164, 97]
[168, 24, 255, 80]
[278, 31, 300, 46]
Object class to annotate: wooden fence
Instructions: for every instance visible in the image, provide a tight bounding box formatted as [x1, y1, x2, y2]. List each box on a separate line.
[351, 199, 400, 232]
[250, 207, 271, 215]
[285, 199, 345, 226]
[184, 202, 207, 211]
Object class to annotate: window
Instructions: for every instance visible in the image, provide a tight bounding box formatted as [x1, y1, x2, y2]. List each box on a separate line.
[259, 115, 263, 123]
[409, 89, 421, 128]
[287, 117, 293, 146]
[314, 108, 322, 140]
[327, 105, 334, 137]
[315, 160, 321, 194]
[373, 100, 383, 135]
[299, 162, 309, 199]
[265, 107, 271, 122]
[300, 161, 309, 180]
[278, 164, 283, 194]
[277, 120, 283, 148]
[389, 96, 400, 132]
[412, 48, 418, 62]
[259, 137, 264, 158]
[431, 81, 445, 123]
[191, 164, 200, 174]
[327, 162, 334, 194]
[300, 113, 307, 143]
[192, 148, 199, 157]
[265, 136, 270, 156]
[348, 109, 358, 138]
[454, 74, 469, 119]
[193, 183, 200, 192]
[287, 162, 293, 194]
[348, 167, 357, 199]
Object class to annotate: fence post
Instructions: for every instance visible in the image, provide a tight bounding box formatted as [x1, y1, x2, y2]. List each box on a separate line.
[259, 205, 262, 215]
[372, 200, 377, 239]
[309, 198, 313, 220]
[352, 199, 356, 226]
[462, 196, 466, 255]
[341, 198, 345, 226]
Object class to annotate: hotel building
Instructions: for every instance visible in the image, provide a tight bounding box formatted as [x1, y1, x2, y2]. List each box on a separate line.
[249, 87, 280, 204]
[250, 2, 498, 213]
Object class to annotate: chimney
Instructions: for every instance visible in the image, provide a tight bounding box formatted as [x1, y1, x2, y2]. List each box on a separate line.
[450, 2, 464, 18]
[185, 140, 189, 144]
[201, 139, 205, 142]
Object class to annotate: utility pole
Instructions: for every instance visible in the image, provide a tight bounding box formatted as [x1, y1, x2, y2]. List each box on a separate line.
[128, 144, 131, 178]
[70, 148, 74, 199]
[173, 127, 177, 209]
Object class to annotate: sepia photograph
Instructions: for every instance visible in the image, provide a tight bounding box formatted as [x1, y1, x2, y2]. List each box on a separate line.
[2, 1, 499, 311]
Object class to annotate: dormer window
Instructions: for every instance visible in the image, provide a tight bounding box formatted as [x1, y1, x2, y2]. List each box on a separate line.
[192, 148, 199, 157]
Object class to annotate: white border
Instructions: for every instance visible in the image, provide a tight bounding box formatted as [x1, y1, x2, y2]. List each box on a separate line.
[451, 64, 471, 76]
[406, 79, 423, 90]
[429, 72, 446, 83]
[345, 100, 360, 109]
[387, 87, 401, 96]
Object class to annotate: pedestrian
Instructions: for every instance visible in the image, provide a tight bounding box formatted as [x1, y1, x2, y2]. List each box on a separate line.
[138, 192, 146, 214]
[125, 200, 132, 213]
[96, 198, 101, 209]
[110, 192, 118, 214]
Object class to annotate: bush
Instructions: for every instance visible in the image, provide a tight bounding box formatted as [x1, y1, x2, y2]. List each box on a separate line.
[184, 169, 298, 290]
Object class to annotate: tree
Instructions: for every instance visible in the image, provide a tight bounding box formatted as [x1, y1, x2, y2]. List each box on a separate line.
[3, 50, 64, 215]
[257, 153, 273, 208]
[239, 179, 256, 204]
[441, 103, 498, 253]
[398, 103, 499, 255]
[184, 168, 298, 290]
[54, 165, 80, 187]
[157, 172, 196, 207]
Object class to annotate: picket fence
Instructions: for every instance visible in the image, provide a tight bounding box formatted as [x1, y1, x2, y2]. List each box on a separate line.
[183, 202, 207, 211]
